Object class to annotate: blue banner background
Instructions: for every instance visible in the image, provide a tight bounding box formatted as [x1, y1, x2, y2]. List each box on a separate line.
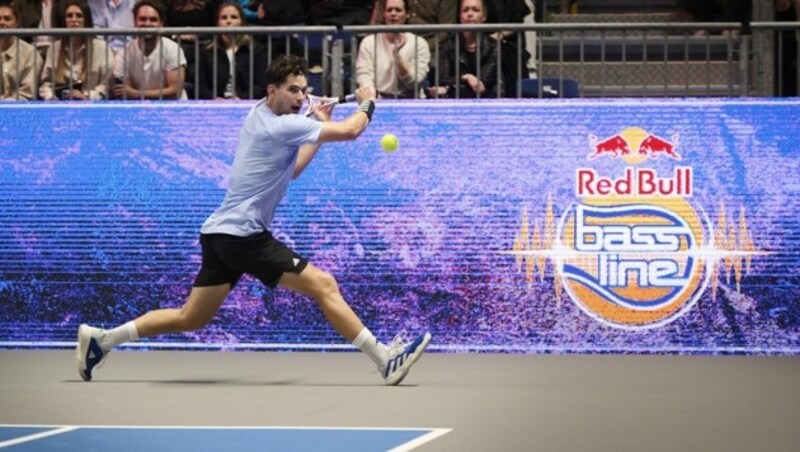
[0, 99, 798, 353]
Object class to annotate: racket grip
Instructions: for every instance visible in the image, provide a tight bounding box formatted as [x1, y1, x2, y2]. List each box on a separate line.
[339, 94, 357, 104]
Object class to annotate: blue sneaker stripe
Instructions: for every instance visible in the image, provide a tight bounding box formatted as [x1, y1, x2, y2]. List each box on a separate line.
[85, 338, 105, 379]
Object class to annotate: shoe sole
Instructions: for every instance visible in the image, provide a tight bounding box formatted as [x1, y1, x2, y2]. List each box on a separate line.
[76, 324, 92, 382]
[385, 332, 432, 386]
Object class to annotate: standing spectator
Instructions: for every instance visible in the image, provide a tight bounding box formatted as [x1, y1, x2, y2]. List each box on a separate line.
[15, 0, 63, 54]
[196, 2, 266, 99]
[166, 0, 220, 97]
[0, 2, 42, 100]
[775, 0, 799, 96]
[308, 0, 372, 26]
[39, 0, 112, 100]
[356, 0, 430, 98]
[112, 0, 187, 99]
[484, 0, 530, 96]
[370, 0, 457, 52]
[427, 0, 501, 98]
[88, 0, 136, 53]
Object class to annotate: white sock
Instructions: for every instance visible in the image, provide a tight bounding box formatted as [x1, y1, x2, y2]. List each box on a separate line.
[352, 327, 388, 368]
[101, 321, 139, 351]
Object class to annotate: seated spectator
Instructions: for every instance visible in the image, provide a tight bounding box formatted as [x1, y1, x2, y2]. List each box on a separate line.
[196, 2, 266, 99]
[88, 0, 136, 54]
[0, 2, 42, 100]
[370, 0, 457, 52]
[355, 0, 430, 99]
[39, 0, 113, 100]
[427, 0, 501, 98]
[112, 0, 187, 99]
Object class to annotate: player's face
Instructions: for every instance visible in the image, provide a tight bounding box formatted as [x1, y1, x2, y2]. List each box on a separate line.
[217, 5, 242, 27]
[65, 5, 86, 29]
[460, 0, 486, 24]
[383, 0, 408, 25]
[270, 74, 308, 115]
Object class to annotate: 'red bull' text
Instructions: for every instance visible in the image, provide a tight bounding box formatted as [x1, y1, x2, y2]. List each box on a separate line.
[576, 167, 693, 197]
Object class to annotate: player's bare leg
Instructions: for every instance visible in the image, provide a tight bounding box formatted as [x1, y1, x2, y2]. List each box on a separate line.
[279, 263, 363, 340]
[76, 284, 230, 381]
[280, 263, 431, 385]
[134, 284, 231, 337]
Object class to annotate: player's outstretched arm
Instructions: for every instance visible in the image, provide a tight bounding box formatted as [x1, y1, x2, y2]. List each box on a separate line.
[317, 86, 377, 143]
[294, 86, 377, 179]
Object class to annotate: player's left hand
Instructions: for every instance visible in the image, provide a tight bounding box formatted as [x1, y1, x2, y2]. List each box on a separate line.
[311, 101, 335, 122]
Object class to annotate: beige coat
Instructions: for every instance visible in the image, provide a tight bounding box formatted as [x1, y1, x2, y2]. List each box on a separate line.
[40, 38, 113, 100]
[1, 37, 41, 101]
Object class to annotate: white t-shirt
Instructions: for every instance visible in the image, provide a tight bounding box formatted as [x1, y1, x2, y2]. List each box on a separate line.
[114, 37, 187, 99]
[201, 100, 323, 236]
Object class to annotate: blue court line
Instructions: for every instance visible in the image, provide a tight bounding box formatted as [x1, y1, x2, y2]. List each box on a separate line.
[0, 425, 452, 451]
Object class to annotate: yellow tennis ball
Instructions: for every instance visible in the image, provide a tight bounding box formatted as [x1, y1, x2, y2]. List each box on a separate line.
[381, 133, 399, 152]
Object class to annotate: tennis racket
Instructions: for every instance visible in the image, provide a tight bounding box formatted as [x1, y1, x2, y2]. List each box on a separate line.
[303, 93, 357, 117]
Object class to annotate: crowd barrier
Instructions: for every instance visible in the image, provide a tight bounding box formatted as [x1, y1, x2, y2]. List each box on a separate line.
[1, 22, 799, 100]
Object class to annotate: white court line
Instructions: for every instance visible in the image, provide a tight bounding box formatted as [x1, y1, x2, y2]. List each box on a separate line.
[0, 423, 450, 431]
[389, 428, 453, 452]
[0, 426, 78, 449]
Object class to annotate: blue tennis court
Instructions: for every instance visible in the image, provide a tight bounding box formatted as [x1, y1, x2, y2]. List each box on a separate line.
[0, 425, 451, 451]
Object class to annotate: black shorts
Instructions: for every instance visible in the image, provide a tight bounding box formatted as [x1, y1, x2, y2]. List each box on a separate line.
[194, 231, 309, 289]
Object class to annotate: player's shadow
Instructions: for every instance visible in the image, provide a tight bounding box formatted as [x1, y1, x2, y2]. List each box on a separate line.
[62, 378, 396, 387]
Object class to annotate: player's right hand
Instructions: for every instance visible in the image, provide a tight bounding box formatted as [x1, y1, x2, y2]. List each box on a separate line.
[355, 86, 377, 103]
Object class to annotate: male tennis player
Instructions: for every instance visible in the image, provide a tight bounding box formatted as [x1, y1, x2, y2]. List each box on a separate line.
[76, 54, 431, 385]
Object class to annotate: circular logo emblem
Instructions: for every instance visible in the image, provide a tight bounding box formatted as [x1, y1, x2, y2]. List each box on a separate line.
[558, 196, 710, 329]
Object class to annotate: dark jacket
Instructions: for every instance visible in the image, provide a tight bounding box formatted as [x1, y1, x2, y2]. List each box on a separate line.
[197, 38, 267, 100]
[436, 33, 502, 98]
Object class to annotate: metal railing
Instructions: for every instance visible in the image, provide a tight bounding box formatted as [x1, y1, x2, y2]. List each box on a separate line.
[0, 22, 798, 101]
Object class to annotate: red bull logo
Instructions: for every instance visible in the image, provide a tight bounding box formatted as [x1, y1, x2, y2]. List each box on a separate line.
[507, 126, 764, 330]
[589, 127, 681, 164]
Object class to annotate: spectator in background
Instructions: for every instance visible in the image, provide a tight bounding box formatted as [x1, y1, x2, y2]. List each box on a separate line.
[39, 0, 112, 99]
[677, 0, 751, 36]
[88, 0, 135, 53]
[775, 0, 799, 96]
[308, 0, 372, 26]
[356, 0, 430, 98]
[370, 0, 457, 52]
[15, 0, 62, 54]
[484, 0, 530, 97]
[166, 0, 219, 97]
[252, 0, 306, 57]
[0, 2, 42, 100]
[427, 0, 501, 98]
[196, 2, 266, 99]
[112, 0, 187, 99]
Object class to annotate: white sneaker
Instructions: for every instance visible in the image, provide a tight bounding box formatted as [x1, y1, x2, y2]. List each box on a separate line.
[382, 331, 432, 385]
[76, 324, 109, 381]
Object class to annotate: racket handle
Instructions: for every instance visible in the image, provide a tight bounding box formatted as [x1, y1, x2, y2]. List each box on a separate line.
[339, 94, 357, 104]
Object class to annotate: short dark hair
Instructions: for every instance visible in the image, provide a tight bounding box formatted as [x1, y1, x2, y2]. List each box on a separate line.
[132, 0, 166, 23]
[265, 55, 308, 89]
